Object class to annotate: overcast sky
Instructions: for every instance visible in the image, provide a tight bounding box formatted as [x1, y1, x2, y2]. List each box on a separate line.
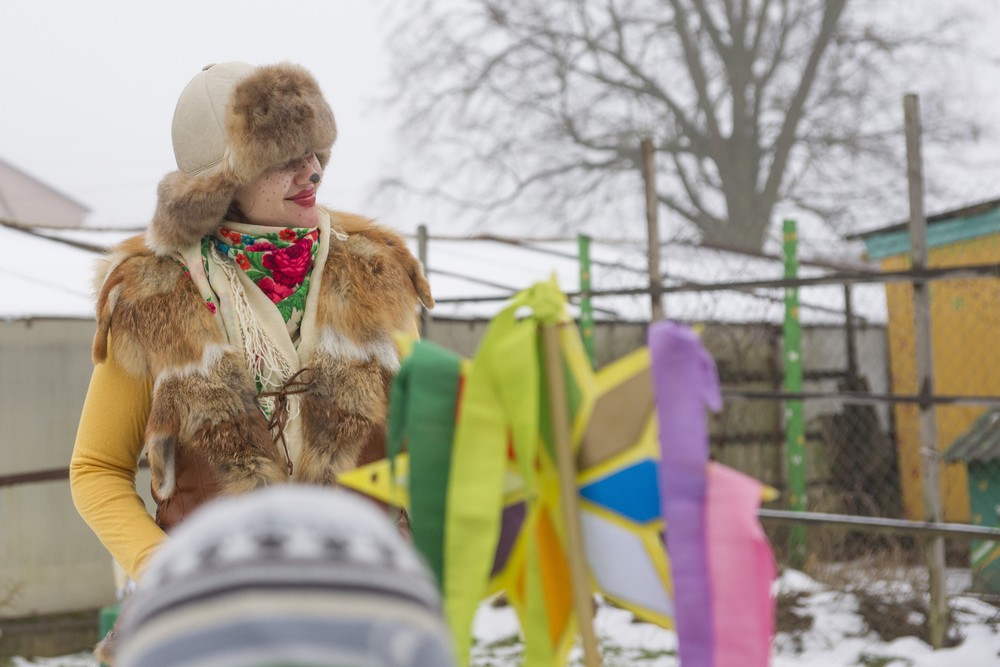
[1, 2, 409, 229]
[4, 1, 1000, 242]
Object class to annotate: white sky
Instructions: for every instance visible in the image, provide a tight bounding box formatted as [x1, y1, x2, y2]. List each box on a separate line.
[4, 1, 1000, 243]
[0, 1, 410, 229]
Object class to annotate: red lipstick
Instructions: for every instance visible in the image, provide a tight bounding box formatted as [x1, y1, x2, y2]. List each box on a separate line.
[288, 189, 316, 208]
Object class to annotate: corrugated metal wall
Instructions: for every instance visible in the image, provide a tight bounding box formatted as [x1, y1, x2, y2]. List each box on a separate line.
[0, 319, 149, 618]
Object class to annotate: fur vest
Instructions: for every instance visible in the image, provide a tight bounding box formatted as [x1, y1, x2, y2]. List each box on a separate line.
[93, 208, 432, 527]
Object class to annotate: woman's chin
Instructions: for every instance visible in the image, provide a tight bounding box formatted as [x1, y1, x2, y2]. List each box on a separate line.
[290, 202, 320, 228]
[250, 207, 320, 228]
[297, 207, 320, 228]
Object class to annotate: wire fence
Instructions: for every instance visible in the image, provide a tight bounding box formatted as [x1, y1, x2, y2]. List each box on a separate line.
[6, 217, 1000, 652]
[419, 226, 1000, 647]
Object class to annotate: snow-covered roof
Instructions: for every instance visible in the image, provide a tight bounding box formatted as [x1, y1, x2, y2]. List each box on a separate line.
[0, 157, 90, 228]
[1, 223, 126, 320]
[1, 223, 888, 326]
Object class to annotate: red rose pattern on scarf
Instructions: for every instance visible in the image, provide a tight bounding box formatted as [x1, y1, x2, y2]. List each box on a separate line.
[206, 226, 320, 337]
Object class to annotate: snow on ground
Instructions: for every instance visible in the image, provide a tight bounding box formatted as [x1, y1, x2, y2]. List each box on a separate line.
[11, 570, 998, 667]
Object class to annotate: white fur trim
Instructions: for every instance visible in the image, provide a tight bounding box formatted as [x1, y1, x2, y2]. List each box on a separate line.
[153, 343, 229, 388]
[316, 329, 399, 372]
[106, 284, 121, 315]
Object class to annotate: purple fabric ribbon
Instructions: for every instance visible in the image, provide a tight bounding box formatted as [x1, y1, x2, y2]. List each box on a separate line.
[649, 321, 721, 667]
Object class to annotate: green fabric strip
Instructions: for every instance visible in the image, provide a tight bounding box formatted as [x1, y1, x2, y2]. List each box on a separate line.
[388, 341, 462, 590]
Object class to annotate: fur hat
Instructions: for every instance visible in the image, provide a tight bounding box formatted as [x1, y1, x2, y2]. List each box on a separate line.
[148, 62, 337, 255]
[113, 485, 454, 667]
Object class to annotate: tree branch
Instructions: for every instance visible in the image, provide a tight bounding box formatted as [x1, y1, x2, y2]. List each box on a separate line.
[761, 0, 848, 209]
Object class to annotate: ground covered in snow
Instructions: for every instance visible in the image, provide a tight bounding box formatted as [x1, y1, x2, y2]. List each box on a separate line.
[9, 570, 1000, 666]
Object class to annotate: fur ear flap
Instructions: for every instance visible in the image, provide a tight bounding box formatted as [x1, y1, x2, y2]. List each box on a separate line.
[147, 169, 238, 255]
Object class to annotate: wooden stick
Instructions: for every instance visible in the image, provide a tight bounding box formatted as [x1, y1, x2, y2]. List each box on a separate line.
[541, 323, 602, 667]
[417, 223, 432, 340]
[641, 137, 664, 321]
[903, 92, 948, 650]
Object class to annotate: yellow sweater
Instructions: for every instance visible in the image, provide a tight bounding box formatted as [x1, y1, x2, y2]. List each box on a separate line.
[70, 341, 164, 580]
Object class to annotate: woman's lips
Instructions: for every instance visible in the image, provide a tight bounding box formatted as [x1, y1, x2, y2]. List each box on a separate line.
[287, 190, 316, 208]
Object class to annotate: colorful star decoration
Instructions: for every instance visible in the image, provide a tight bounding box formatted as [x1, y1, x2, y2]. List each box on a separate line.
[341, 281, 776, 667]
[339, 326, 675, 663]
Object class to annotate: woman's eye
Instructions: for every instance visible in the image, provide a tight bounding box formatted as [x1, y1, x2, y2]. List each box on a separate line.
[282, 153, 313, 170]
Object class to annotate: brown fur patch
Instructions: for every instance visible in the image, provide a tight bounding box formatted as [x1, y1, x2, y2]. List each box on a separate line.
[225, 63, 336, 181]
[96, 251, 224, 375]
[93, 235, 151, 362]
[297, 355, 392, 483]
[92, 219, 430, 506]
[148, 169, 239, 256]
[294, 224, 430, 482]
[319, 226, 433, 343]
[96, 249, 287, 497]
[154, 352, 286, 494]
[329, 210, 377, 234]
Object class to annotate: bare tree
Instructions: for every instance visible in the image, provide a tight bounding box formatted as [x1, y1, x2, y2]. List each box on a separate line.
[379, 0, 983, 250]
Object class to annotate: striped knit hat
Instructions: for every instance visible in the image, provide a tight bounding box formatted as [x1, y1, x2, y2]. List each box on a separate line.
[115, 486, 454, 667]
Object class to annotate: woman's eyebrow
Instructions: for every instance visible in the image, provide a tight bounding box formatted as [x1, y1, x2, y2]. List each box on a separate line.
[282, 153, 314, 169]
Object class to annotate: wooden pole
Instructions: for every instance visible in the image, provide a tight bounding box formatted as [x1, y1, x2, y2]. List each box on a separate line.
[417, 224, 432, 340]
[542, 324, 602, 667]
[577, 234, 597, 368]
[641, 138, 665, 321]
[904, 92, 948, 650]
[843, 284, 859, 385]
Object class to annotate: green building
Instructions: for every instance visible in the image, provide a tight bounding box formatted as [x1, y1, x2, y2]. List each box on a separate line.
[943, 408, 1000, 593]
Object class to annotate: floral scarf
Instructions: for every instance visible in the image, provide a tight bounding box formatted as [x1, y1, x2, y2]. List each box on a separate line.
[204, 223, 320, 341]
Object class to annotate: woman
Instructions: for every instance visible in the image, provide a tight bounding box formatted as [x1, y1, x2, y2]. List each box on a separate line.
[71, 61, 433, 585]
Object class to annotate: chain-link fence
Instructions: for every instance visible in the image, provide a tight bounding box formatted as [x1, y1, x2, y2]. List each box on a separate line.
[420, 225, 1000, 653]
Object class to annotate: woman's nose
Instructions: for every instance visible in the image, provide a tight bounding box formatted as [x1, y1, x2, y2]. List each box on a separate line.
[294, 154, 322, 185]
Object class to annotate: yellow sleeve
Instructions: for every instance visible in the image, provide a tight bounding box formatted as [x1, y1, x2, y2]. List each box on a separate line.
[70, 339, 166, 581]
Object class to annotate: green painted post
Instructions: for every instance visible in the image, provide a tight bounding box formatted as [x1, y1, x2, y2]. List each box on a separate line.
[783, 218, 807, 568]
[578, 234, 597, 368]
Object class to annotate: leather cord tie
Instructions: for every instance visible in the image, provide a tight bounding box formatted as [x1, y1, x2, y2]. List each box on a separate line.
[259, 367, 315, 476]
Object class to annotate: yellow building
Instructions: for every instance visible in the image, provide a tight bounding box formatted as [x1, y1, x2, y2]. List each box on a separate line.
[855, 198, 1000, 522]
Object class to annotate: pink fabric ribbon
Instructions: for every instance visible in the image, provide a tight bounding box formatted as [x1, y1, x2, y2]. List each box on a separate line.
[649, 321, 775, 667]
[707, 463, 776, 667]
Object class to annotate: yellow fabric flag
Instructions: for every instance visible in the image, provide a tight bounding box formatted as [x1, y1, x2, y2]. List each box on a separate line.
[445, 279, 569, 664]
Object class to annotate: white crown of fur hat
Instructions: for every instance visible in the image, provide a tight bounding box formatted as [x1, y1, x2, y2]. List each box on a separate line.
[147, 62, 337, 255]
